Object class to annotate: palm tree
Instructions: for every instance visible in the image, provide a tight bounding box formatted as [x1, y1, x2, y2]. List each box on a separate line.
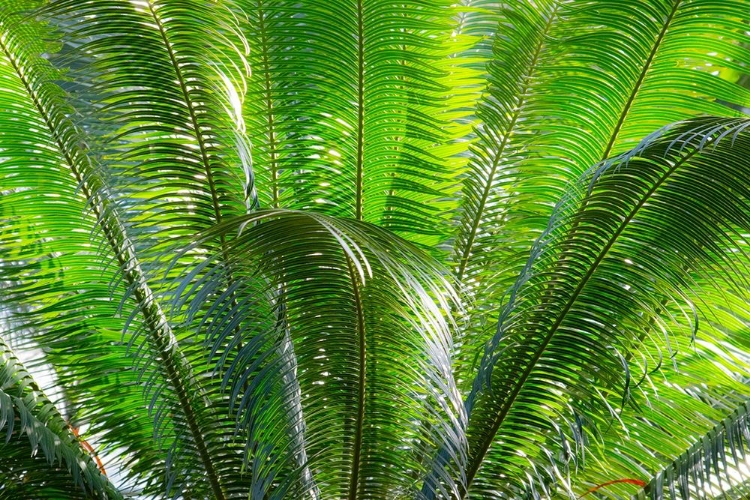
[3, 0, 750, 498]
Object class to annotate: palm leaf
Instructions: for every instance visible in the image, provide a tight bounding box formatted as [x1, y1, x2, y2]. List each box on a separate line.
[237, 0, 458, 247]
[451, 0, 750, 393]
[0, 2, 238, 496]
[564, 283, 750, 499]
[450, 0, 566, 387]
[633, 398, 750, 500]
[0, 337, 121, 499]
[426, 118, 750, 497]
[172, 209, 467, 498]
[39, 2, 331, 495]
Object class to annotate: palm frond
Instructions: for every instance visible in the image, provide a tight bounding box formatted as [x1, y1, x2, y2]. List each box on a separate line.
[633, 398, 750, 500]
[451, 0, 750, 392]
[172, 209, 467, 498]
[426, 117, 750, 496]
[450, 0, 566, 388]
[0, 3, 238, 496]
[0, 337, 121, 499]
[5, 0, 750, 498]
[39, 2, 330, 495]
[237, 0, 458, 247]
[562, 283, 750, 499]
[437, 0, 505, 159]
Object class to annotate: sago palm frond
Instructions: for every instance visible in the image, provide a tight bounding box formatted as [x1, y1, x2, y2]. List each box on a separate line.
[0, 337, 120, 498]
[428, 118, 750, 497]
[0, 2, 246, 497]
[451, 0, 750, 392]
[171, 209, 467, 499]
[634, 399, 750, 500]
[567, 284, 750, 499]
[238, 0, 458, 247]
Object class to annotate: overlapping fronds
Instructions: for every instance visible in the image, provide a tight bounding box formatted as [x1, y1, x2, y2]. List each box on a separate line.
[0, 2, 243, 497]
[237, 0, 458, 247]
[437, 0, 505, 153]
[561, 283, 750, 499]
[171, 209, 467, 499]
[0, 5, 181, 495]
[4, 0, 750, 498]
[0, 338, 120, 499]
[36, 3, 323, 496]
[633, 399, 750, 500]
[451, 0, 750, 392]
[428, 118, 750, 497]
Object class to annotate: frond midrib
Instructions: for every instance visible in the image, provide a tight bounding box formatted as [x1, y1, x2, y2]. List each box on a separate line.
[255, 0, 281, 208]
[454, 2, 561, 284]
[147, 0, 225, 226]
[0, 28, 226, 500]
[346, 256, 367, 500]
[355, 0, 366, 221]
[599, 0, 682, 161]
[463, 144, 702, 493]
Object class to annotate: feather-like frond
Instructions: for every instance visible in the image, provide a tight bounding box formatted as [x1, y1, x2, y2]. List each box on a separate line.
[172, 209, 467, 498]
[429, 118, 750, 497]
[237, 0, 458, 248]
[0, 2, 242, 496]
[451, 0, 750, 395]
[635, 399, 750, 500]
[0, 337, 121, 498]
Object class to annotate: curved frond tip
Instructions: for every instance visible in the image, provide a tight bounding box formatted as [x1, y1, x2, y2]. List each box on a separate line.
[432, 117, 750, 497]
[172, 209, 468, 499]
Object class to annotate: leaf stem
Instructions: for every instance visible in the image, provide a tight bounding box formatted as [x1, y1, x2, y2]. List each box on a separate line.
[345, 256, 367, 499]
[600, 0, 682, 160]
[355, 0, 366, 221]
[256, 0, 281, 208]
[0, 29, 226, 500]
[462, 145, 701, 494]
[455, 3, 560, 283]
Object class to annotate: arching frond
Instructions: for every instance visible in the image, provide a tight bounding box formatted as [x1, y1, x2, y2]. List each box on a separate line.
[36, 2, 327, 496]
[237, 0, 458, 247]
[172, 209, 467, 499]
[429, 118, 750, 497]
[0, 2, 242, 497]
[451, 0, 750, 394]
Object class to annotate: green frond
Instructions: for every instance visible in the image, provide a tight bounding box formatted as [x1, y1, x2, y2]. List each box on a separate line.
[174, 209, 467, 498]
[45, 0, 254, 244]
[562, 283, 750, 499]
[437, 0, 506, 158]
[0, 337, 121, 499]
[0, 6, 174, 495]
[451, 0, 750, 394]
[237, 0, 458, 247]
[450, 0, 565, 389]
[429, 117, 750, 497]
[237, 0, 302, 211]
[633, 398, 750, 500]
[37, 2, 329, 495]
[0, 3, 241, 496]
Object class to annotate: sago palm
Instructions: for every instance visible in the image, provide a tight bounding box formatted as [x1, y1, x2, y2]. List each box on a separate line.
[3, 0, 750, 499]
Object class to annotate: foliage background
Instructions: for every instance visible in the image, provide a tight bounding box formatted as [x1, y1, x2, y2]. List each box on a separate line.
[2, 0, 750, 499]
